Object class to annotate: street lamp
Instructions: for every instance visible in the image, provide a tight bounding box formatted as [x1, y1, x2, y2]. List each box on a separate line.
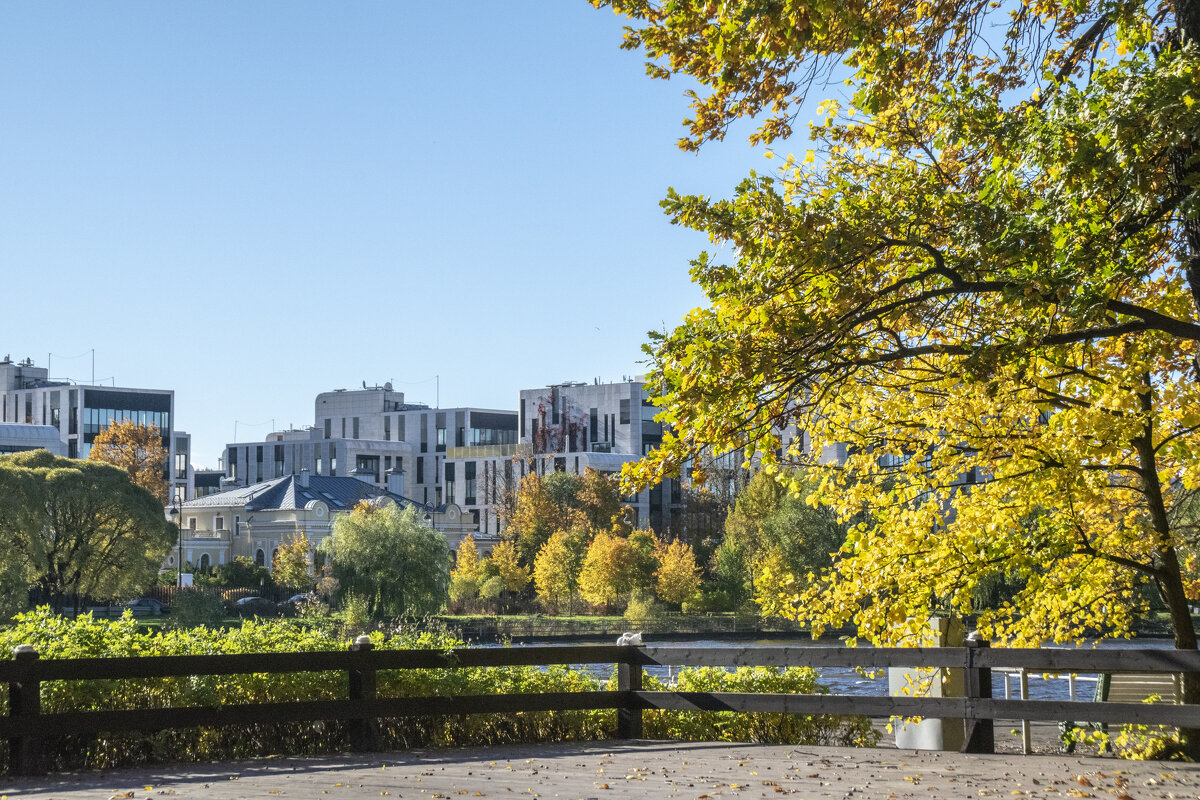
[169, 493, 183, 588]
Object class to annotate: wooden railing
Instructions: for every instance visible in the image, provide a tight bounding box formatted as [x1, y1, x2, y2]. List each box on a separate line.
[4, 638, 1200, 776]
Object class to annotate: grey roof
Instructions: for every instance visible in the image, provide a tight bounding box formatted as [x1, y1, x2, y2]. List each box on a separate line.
[181, 474, 421, 512]
[0, 423, 62, 442]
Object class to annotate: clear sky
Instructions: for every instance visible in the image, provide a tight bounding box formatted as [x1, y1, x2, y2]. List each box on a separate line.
[0, 2, 773, 467]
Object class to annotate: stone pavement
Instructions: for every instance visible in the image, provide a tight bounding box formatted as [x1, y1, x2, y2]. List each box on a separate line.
[4, 741, 1200, 800]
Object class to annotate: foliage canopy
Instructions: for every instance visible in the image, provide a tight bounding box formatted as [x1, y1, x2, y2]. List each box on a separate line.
[0, 449, 173, 607]
[591, 0, 1200, 663]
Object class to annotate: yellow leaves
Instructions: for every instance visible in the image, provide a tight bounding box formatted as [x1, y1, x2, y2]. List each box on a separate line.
[803, 149, 816, 164]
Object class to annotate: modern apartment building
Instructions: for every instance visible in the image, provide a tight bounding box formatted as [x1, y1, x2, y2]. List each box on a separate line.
[222, 384, 518, 535]
[0, 355, 190, 500]
[444, 378, 682, 535]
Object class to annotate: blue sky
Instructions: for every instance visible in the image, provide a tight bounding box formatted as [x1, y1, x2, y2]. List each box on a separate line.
[0, 2, 776, 466]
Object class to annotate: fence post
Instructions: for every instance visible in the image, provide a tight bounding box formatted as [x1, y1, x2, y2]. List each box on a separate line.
[348, 635, 380, 752]
[8, 644, 43, 776]
[962, 631, 994, 754]
[617, 646, 643, 739]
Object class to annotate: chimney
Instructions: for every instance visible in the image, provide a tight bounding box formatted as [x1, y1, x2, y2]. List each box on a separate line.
[299, 469, 310, 488]
[351, 467, 374, 485]
[386, 466, 406, 497]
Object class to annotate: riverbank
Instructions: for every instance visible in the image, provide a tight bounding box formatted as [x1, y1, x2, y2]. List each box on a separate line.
[437, 612, 1188, 644]
[4, 740, 1193, 800]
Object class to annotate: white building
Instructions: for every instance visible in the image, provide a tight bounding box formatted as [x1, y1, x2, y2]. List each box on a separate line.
[0, 355, 191, 500]
[169, 471, 477, 575]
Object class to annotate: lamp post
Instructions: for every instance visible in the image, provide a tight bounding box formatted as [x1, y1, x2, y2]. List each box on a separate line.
[169, 493, 183, 588]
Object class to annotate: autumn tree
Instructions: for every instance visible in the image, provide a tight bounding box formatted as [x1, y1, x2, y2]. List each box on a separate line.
[655, 538, 702, 607]
[488, 539, 530, 595]
[449, 535, 484, 605]
[272, 532, 312, 590]
[88, 418, 168, 504]
[533, 527, 588, 612]
[593, 0, 1200, 665]
[505, 468, 626, 567]
[0, 450, 174, 609]
[578, 531, 637, 610]
[319, 501, 448, 618]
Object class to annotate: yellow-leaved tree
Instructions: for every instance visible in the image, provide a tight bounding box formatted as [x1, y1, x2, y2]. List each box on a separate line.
[272, 532, 312, 590]
[450, 534, 483, 605]
[654, 538, 702, 607]
[578, 531, 636, 611]
[591, 0, 1200, 754]
[488, 539, 530, 595]
[533, 526, 588, 612]
[88, 419, 168, 505]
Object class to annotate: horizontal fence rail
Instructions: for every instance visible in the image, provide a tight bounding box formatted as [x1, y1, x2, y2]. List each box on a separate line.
[5, 639, 1200, 776]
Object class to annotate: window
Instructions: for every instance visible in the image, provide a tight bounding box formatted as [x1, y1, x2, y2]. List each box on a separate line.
[215, 516, 225, 530]
[199, 554, 210, 573]
[619, 399, 630, 425]
[256, 549, 265, 567]
[417, 456, 425, 484]
[590, 408, 598, 441]
[421, 419, 428, 452]
[352, 417, 360, 439]
[465, 462, 476, 505]
[274, 444, 285, 478]
[397, 415, 405, 441]
[330, 444, 337, 477]
[341, 418, 346, 438]
[445, 462, 455, 504]
[384, 416, 391, 440]
[324, 419, 331, 439]
[234, 515, 240, 536]
[555, 457, 566, 472]
[187, 517, 197, 530]
[436, 427, 446, 451]
[227, 448, 238, 479]
[315, 443, 323, 474]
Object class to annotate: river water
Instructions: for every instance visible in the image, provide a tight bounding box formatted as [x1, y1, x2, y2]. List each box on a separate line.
[504, 637, 1176, 702]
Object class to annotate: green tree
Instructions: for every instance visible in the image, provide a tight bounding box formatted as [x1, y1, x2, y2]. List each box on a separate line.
[655, 538, 702, 607]
[319, 501, 449, 618]
[197, 556, 273, 590]
[87, 418, 169, 505]
[272, 532, 313, 591]
[0, 450, 173, 609]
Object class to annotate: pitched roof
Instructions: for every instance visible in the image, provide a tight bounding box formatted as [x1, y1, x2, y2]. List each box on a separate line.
[181, 474, 420, 512]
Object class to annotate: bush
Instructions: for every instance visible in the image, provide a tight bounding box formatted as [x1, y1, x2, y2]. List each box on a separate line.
[624, 592, 663, 623]
[0, 607, 876, 773]
[640, 666, 879, 747]
[167, 589, 225, 629]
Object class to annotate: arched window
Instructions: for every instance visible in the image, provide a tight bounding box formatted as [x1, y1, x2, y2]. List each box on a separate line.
[199, 554, 210, 573]
[255, 549, 265, 567]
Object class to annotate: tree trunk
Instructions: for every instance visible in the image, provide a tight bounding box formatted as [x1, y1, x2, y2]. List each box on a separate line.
[1134, 393, 1200, 756]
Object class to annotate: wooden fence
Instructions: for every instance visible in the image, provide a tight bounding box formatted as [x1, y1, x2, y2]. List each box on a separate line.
[4, 638, 1200, 776]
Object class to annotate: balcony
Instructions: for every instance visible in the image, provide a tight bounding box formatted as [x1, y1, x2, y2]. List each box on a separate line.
[445, 443, 532, 460]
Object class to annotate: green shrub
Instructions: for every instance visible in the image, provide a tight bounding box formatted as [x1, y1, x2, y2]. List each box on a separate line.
[167, 589, 225, 629]
[0, 607, 875, 773]
[640, 666, 879, 747]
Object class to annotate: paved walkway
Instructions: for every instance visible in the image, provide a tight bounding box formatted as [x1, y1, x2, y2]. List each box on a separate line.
[5, 741, 1200, 800]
